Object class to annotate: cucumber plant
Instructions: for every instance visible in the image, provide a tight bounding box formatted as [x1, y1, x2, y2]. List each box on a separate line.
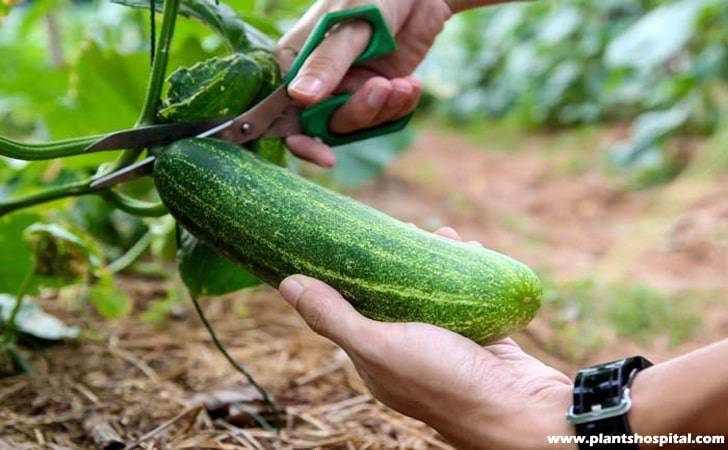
[0, 0, 290, 423]
[0, 0, 542, 424]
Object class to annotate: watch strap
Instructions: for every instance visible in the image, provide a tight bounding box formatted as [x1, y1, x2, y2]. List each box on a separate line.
[569, 356, 653, 450]
[575, 413, 634, 449]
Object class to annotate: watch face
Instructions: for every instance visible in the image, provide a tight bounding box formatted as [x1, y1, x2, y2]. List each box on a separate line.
[568, 356, 653, 435]
[576, 365, 623, 410]
[574, 360, 629, 413]
[597, 375, 623, 407]
[572, 357, 653, 416]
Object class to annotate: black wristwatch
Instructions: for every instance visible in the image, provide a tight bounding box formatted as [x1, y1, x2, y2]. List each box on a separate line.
[566, 356, 653, 449]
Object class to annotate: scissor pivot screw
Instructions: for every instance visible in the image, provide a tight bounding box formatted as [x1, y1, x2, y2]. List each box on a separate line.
[240, 123, 253, 134]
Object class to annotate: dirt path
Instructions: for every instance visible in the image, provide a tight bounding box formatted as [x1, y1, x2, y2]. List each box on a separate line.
[358, 130, 727, 294]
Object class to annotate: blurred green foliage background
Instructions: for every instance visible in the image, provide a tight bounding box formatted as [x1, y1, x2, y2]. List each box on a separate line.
[419, 0, 727, 186]
[2, 0, 726, 189]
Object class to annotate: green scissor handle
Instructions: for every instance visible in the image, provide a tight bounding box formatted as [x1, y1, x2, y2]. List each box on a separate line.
[283, 5, 414, 147]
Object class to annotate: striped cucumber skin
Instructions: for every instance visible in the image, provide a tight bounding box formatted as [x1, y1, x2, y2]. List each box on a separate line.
[154, 138, 542, 343]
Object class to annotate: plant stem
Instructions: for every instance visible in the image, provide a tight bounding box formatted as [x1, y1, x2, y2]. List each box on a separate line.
[0, 135, 102, 161]
[137, 0, 179, 126]
[107, 231, 154, 274]
[3, 262, 35, 345]
[101, 190, 168, 217]
[5, 343, 32, 374]
[190, 295, 281, 431]
[0, 177, 167, 219]
[115, 0, 181, 169]
[149, 0, 157, 64]
[0, 179, 94, 217]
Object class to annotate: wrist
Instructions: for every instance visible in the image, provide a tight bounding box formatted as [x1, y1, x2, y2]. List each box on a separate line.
[628, 366, 660, 445]
[628, 364, 688, 450]
[447, 385, 576, 450]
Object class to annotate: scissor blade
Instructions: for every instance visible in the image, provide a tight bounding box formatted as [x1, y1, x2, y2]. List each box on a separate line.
[210, 87, 292, 144]
[90, 156, 156, 189]
[86, 87, 296, 189]
[261, 104, 303, 138]
[85, 119, 228, 152]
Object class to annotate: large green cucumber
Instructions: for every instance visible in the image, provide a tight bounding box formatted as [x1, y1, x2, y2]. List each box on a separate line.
[154, 138, 542, 342]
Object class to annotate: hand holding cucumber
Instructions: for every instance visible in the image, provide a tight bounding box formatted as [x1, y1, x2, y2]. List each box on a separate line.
[278, 227, 574, 450]
[279, 228, 728, 450]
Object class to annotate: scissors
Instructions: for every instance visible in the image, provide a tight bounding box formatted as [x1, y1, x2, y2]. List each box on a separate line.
[88, 5, 412, 190]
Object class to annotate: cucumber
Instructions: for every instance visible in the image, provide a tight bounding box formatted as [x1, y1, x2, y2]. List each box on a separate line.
[160, 54, 264, 122]
[160, 53, 288, 167]
[154, 138, 542, 343]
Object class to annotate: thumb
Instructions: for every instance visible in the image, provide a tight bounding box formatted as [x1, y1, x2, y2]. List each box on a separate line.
[278, 275, 370, 347]
[288, 20, 372, 105]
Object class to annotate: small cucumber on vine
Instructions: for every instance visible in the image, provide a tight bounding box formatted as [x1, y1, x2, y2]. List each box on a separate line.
[159, 52, 288, 167]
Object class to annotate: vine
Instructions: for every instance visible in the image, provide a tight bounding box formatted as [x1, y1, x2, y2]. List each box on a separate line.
[1, 261, 36, 373]
[0, 135, 101, 161]
[0, 0, 181, 218]
[0, 179, 95, 217]
[0, 0, 282, 426]
[190, 294, 280, 431]
[101, 190, 168, 218]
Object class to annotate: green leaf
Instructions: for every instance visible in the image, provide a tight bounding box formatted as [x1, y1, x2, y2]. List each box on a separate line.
[90, 276, 132, 319]
[537, 6, 582, 45]
[24, 223, 101, 287]
[328, 131, 414, 188]
[605, 0, 713, 70]
[69, 196, 149, 251]
[0, 213, 38, 295]
[179, 0, 274, 51]
[1, 40, 147, 142]
[44, 42, 149, 140]
[140, 285, 182, 325]
[610, 104, 691, 167]
[113, 0, 274, 51]
[250, 137, 288, 167]
[178, 230, 260, 298]
[150, 215, 178, 261]
[0, 294, 79, 341]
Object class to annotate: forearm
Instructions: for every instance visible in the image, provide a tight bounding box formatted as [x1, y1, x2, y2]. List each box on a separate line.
[440, 340, 727, 450]
[446, 0, 528, 14]
[629, 339, 728, 448]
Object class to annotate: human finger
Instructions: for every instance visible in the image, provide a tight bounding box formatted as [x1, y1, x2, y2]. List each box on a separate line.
[285, 134, 336, 167]
[329, 77, 393, 134]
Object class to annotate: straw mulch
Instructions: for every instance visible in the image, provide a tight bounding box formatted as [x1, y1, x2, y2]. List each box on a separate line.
[0, 276, 455, 450]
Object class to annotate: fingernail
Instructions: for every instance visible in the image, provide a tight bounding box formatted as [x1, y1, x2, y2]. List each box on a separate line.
[290, 75, 323, 97]
[367, 85, 389, 109]
[279, 276, 304, 305]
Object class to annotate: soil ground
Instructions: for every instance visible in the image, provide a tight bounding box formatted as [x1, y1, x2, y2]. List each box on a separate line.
[1, 126, 726, 449]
